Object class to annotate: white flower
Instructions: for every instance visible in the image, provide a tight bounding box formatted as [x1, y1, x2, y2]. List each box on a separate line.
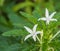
[24, 24, 43, 41]
[38, 8, 57, 25]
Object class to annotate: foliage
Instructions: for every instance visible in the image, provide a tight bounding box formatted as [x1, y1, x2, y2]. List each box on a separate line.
[0, 0, 60, 51]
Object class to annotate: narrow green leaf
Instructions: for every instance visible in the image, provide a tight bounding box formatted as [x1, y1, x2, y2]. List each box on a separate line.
[12, 2, 34, 12]
[20, 12, 38, 24]
[2, 29, 27, 36]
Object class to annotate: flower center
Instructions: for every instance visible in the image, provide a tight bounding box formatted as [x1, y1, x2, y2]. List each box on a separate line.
[32, 32, 36, 36]
[46, 17, 51, 21]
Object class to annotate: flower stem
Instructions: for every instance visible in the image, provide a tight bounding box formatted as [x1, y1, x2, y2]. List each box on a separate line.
[36, 35, 41, 44]
[48, 47, 54, 51]
[39, 30, 43, 51]
[48, 31, 60, 43]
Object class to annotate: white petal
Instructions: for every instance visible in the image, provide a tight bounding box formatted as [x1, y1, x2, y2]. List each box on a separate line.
[32, 35, 36, 41]
[24, 34, 32, 41]
[35, 31, 42, 35]
[38, 18, 40, 21]
[38, 18, 46, 21]
[24, 26, 32, 33]
[32, 31, 43, 41]
[33, 24, 38, 33]
[46, 20, 50, 25]
[51, 19, 57, 21]
[50, 12, 56, 18]
[46, 8, 49, 18]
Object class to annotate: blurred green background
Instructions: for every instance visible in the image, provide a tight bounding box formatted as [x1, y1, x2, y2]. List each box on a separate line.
[0, 0, 60, 51]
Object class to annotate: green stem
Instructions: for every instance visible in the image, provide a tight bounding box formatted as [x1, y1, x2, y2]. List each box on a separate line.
[48, 31, 60, 43]
[39, 30, 43, 51]
[48, 47, 54, 51]
[36, 35, 41, 44]
[36, 35, 42, 51]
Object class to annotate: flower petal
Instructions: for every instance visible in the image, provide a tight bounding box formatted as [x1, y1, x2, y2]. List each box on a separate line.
[24, 26, 32, 33]
[46, 8, 49, 18]
[46, 20, 50, 25]
[24, 34, 32, 41]
[38, 18, 46, 21]
[50, 12, 56, 18]
[51, 19, 57, 21]
[32, 35, 36, 41]
[35, 31, 42, 35]
[33, 24, 38, 33]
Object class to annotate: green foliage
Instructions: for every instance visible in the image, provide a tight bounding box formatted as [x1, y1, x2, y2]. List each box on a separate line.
[20, 11, 38, 24]
[13, 1, 34, 12]
[2, 29, 26, 36]
[0, 0, 60, 51]
[0, 0, 4, 6]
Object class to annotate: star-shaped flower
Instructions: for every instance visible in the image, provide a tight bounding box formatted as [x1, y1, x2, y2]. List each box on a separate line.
[24, 24, 43, 41]
[38, 8, 57, 25]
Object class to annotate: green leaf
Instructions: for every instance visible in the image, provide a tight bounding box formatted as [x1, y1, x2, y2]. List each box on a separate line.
[0, 0, 4, 6]
[0, 16, 8, 25]
[5, 43, 20, 51]
[12, 2, 34, 12]
[7, 10, 33, 29]
[20, 12, 38, 24]
[2, 29, 27, 36]
[32, 10, 41, 18]
[0, 24, 11, 33]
